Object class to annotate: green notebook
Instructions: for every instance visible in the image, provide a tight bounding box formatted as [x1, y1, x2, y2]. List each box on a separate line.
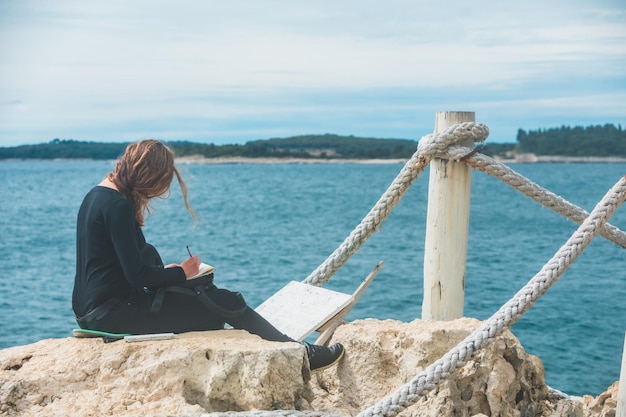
[73, 328, 130, 340]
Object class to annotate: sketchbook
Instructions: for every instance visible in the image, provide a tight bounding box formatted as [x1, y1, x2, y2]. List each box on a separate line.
[188, 262, 215, 280]
[255, 281, 354, 342]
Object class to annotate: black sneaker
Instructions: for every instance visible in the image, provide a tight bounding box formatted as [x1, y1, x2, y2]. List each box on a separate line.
[303, 342, 345, 373]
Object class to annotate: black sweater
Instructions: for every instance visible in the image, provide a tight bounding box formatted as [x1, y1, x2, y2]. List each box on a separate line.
[72, 186, 185, 317]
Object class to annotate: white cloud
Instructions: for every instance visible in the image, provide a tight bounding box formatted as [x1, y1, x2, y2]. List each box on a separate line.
[0, 0, 624, 145]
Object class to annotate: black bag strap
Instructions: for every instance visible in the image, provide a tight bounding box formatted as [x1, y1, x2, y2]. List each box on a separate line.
[149, 286, 196, 315]
[149, 282, 247, 318]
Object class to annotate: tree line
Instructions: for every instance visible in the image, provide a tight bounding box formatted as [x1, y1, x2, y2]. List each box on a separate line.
[515, 124, 625, 156]
[0, 138, 128, 160]
[0, 124, 623, 160]
[0, 134, 418, 160]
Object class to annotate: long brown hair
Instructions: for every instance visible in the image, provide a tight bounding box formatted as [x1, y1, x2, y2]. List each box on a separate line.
[107, 139, 197, 226]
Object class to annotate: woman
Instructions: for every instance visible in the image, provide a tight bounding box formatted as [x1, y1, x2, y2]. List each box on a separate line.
[72, 139, 344, 372]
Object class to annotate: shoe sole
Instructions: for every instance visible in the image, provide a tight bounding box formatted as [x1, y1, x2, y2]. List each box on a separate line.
[310, 347, 345, 374]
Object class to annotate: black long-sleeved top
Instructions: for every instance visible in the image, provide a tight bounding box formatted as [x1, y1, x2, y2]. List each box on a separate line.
[72, 186, 185, 317]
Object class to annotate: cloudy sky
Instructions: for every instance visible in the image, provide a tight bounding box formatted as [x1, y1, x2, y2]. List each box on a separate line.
[1, 0, 624, 146]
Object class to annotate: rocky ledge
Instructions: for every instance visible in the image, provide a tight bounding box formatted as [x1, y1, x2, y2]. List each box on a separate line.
[0, 318, 619, 417]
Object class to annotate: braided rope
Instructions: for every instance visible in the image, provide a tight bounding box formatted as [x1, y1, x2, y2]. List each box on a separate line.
[199, 128, 624, 417]
[357, 175, 626, 417]
[194, 177, 626, 417]
[441, 146, 626, 249]
[302, 122, 489, 286]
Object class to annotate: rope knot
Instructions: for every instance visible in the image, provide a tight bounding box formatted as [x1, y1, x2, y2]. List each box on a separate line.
[417, 122, 489, 160]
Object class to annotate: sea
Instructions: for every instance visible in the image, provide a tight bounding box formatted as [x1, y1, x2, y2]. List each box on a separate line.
[1, 159, 625, 397]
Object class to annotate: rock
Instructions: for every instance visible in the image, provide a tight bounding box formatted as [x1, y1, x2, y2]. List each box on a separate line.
[543, 387, 584, 417]
[0, 319, 618, 417]
[0, 330, 312, 417]
[310, 318, 582, 417]
[582, 381, 619, 417]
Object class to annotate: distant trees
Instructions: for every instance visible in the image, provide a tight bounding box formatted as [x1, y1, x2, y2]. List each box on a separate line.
[516, 124, 625, 156]
[1, 124, 624, 160]
[242, 134, 417, 159]
[0, 139, 127, 160]
[480, 143, 516, 158]
[0, 135, 418, 160]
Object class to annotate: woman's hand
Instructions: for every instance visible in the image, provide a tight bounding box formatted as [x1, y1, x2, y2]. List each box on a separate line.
[181, 255, 201, 279]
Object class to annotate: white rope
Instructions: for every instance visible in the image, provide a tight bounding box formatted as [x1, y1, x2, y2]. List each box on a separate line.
[302, 122, 489, 286]
[201, 125, 624, 417]
[200, 174, 626, 417]
[357, 174, 626, 417]
[442, 146, 626, 249]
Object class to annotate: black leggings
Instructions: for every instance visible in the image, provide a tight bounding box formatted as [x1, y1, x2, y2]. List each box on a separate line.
[78, 245, 294, 343]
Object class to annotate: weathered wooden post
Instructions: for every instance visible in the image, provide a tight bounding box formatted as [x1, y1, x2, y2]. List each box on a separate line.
[618, 332, 626, 417]
[422, 111, 474, 321]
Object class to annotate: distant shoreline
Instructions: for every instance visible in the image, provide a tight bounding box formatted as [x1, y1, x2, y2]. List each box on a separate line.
[174, 156, 409, 164]
[2, 155, 626, 164]
[174, 155, 626, 164]
[495, 155, 626, 164]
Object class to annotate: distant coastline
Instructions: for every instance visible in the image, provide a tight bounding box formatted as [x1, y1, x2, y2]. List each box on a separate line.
[174, 155, 626, 164]
[2, 155, 626, 164]
[495, 154, 626, 164]
[173, 156, 409, 164]
[2, 126, 624, 161]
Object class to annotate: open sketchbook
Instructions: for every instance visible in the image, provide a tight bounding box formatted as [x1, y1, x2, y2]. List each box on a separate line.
[255, 281, 354, 342]
[189, 262, 215, 280]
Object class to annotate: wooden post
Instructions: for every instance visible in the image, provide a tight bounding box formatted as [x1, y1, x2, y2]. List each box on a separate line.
[618, 332, 626, 417]
[422, 111, 474, 321]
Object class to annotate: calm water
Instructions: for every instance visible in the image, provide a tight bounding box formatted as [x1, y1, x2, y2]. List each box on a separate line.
[0, 160, 624, 397]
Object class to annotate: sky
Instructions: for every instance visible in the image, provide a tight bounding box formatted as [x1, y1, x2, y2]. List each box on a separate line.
[0, 0, 625, 146]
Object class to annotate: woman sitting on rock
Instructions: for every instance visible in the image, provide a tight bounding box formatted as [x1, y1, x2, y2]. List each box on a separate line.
[72, 139, 344, 372]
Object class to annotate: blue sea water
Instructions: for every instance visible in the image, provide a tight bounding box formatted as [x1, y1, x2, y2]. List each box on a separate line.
[0, 159, 624, 397]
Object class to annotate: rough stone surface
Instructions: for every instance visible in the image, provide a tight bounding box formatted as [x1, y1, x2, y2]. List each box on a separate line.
[0, 330, 312, 416]
[0, 319, 619, 417]
[309, 318, 615, 417]
[582, 381, 619, 417]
